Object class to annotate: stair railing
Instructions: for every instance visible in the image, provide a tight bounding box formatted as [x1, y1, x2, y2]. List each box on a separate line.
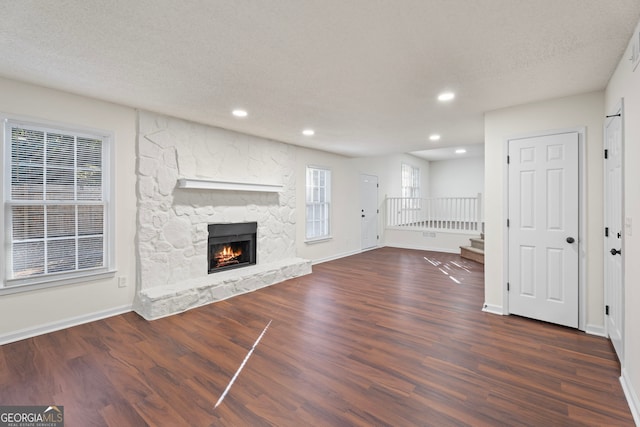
[385, 193, 483, 233]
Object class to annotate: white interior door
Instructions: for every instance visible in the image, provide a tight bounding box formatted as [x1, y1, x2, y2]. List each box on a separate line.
[604, 107, 624, 362]
[360, 174, 378, 250]
[508, 132, 579, 328]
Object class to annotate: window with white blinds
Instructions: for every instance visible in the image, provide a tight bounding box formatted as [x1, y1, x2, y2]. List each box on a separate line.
[3, 120, 110, 287]
[305, 166, 331, 241]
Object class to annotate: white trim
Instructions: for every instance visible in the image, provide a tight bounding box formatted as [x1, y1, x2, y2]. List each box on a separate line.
[386, 226, 480, 235]
[311, 248, 364, 265]
[482, 303, 505, 315]
[1, 115, 115, 290]
[305, 236, 333, 245]
[504, 127, 587, 331]
[0, 270, 116, 295]
[603, 99, 625, 363]
[502, 138, 510, 315]
[621, 368, 640, 426]
[0, 304, 132, 345]
[584, 324, 606, 337]
[305, 165, 332, 241]
[176, 178, 283, 193]
[578, 127, 587, 331]
[360, 173, 379, 251]
[384, 243, 460, 254]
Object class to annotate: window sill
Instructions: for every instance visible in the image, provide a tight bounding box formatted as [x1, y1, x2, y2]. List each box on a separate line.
[305, 236, 333, 245]
[1, 270, 116, 296]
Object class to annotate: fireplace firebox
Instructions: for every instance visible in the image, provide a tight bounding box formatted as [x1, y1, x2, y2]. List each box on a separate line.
[208, 222, 257, 273]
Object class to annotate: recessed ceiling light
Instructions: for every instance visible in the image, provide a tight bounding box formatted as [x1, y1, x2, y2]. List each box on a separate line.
[437, 92, 455, 102]
[302, 129, 315, 136]
[232, 109, 248, 117]
[429, 134, 441, 141]
[455, 148, 467, 154]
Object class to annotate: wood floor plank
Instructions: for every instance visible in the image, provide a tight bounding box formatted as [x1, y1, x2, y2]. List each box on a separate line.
[0, 248, 634, 426]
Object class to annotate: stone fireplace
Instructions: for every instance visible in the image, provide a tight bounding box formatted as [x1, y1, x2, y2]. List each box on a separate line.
[208, 222, 257, 273]
[133, 111, 311, 320]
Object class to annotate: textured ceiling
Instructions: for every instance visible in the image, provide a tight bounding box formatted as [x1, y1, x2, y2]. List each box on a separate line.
[1, 1, 639, 158]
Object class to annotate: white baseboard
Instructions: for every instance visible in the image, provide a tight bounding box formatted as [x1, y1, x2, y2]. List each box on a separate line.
[312, 248, 373, 265]
[0, 304, 132, 345]
[312, 245, 460, 266]
[385, 243, 459, 254]
[621, 368, 640, 426]
[482, 303, 504, 315]
[584, 324, 607, 337]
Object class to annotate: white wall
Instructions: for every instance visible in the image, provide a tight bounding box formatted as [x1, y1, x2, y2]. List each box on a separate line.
[295, 148, 361, 262]
[429, 156, 484, 199]
[351, 153, 430, 245]
[484, 91, 605, 328]
[606, 17, 640, 423]
[0, 77, 137, 342]
[295, 151, 431, 262]
[352, 153, 429, 200]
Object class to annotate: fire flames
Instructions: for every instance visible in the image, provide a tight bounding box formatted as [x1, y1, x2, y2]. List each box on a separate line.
[214, 245, 243, 267]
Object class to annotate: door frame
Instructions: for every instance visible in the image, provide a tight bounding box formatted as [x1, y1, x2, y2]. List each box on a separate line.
[604, 99, 625, 359]
[502, 127, 587, 331]
[360, 173, 379, 250]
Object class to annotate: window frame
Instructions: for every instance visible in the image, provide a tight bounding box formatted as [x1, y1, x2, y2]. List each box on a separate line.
[1, 115, 116, 295]
[401, 163, 421, 210]
[305, 165, 332, 243]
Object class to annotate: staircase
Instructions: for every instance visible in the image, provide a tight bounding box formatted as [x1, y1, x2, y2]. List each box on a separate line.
[460, 233, 484, 264]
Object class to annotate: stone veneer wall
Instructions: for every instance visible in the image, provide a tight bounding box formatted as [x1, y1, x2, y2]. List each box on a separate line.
[133, 111, 311, 319]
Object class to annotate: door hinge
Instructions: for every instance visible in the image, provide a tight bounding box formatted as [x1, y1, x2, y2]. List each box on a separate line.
[507, 282, 510, 291]
[507, 219, 510, 227]
[605, 227, 609, 237]
[507, 155, 510, 164]
[377, 209, 379, 214]
[605, 305, 610, 316]
[604, 149, 608, 159]
[377, 235, 379, 240]
[377, 183, 379, 188]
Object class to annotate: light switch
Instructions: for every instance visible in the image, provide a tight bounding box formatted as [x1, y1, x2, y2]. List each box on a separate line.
[118, 276, 128, 288]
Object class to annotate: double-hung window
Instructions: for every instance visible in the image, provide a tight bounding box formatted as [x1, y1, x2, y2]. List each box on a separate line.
[2, 118, 112, 291]
[401, 163, 420, 209]
[305, 166, 331, 241]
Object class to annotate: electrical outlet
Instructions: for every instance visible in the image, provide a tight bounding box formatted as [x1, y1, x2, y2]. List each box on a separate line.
[118, 276, 128, 288]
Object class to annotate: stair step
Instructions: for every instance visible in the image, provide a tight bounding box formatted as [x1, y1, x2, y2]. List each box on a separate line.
[470, 237, 484, 250]
[460, 246, 484, 264]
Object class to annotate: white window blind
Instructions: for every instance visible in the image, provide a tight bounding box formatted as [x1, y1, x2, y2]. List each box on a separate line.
[5, 122, 106, 283]
[305, 166, 331, 240]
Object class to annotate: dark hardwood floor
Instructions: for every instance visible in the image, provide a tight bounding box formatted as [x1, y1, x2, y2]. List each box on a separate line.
[0, 248, 633, 426]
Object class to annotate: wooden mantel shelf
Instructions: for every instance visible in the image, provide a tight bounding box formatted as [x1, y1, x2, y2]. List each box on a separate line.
[176, 178, 283, 193]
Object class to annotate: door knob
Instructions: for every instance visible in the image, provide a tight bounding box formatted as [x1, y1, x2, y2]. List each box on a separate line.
[610, 248, 621, 255]
[566, 237, 575, 243]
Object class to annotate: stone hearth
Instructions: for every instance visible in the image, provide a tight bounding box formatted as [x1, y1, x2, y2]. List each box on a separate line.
[136, 258, 310, 320]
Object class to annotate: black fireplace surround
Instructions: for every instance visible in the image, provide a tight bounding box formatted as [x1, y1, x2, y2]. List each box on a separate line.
[208, 222, 257, 274]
